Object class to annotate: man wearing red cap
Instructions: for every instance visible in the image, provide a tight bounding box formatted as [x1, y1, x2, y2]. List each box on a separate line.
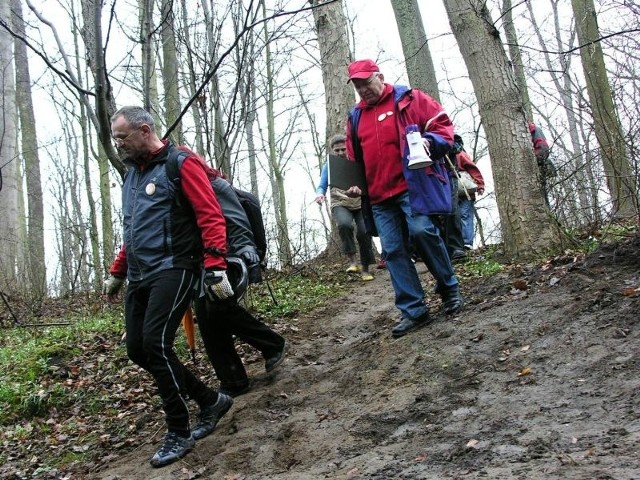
[345, 59, 464, 338]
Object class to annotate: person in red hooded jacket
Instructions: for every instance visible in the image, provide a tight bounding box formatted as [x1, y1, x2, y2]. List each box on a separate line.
[528, 121, 556, 205]
[453, 135, 485, 249]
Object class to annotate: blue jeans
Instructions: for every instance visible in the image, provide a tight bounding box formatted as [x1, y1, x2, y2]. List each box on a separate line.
[372, 192, 458, 320]
[459, 198, 475, 246]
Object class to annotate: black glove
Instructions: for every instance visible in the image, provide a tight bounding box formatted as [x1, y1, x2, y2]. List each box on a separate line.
[203, 269, 234, 301]
[242, 250, 260, 267]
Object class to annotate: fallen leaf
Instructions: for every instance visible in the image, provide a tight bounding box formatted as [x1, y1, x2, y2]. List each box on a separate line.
[518, 367, 532, 376]
[520, 345, 530, 352]
[414, 453, 428, 462]
[471, 332, 484, 342]
[466, 439, 479, 448]
[346, 467, 360, 478]
[512, 279, 528, 290]
[549, 276, 560, 286]
[622, 287, 639, 297]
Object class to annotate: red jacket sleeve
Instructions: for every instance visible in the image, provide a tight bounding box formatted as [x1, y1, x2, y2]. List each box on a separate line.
[457, 151, 485, 191]
[109, 245, 128, 278]
[179, 155, 227, 270]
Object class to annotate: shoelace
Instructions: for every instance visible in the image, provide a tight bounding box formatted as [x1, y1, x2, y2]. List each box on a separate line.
[158, 434, 183, 454]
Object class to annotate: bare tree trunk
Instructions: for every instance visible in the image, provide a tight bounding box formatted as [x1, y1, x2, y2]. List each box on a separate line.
[202, 0, 232, 171]
[179, 0, 206, 156]
[140, 0, 158, 115]
[11, 0, 46, 296]
[525, 0, 595, 225]
[0, 0, 18, 288]
[571, 0, 637, 218]
[261, 0, 291, 266]
[442, 0, 564, 258]
[389, 0, 440, 100]
[501, 0, 531, 121]
[79, 0, 125, 178]
[311, 0, 353, 143]
[160, 0, 182, 144]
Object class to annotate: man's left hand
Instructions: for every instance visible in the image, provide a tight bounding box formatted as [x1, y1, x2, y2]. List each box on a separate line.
[242, 251, 260, 267]
[203, 269, 234, 301]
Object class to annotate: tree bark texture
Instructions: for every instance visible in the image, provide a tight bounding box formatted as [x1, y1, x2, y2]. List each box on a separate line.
[442, 0, 563, 258]
[11, 0, 46, 295]
[311, 0, 353, 144]
[571, 0, 638, 218]
[0, 0, 18, 287]
[390, 0, 440, 101]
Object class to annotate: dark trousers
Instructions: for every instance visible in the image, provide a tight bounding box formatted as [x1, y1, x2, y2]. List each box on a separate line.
[194, 297, 285, 388]
[332, 205, 375, 267]
[125, 269, 216, 437]
[439, 175, 465, 256]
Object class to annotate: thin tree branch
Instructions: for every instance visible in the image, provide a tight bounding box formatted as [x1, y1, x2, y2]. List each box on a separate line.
[164, 0, 338, 138]
[0, 16, 94, 96]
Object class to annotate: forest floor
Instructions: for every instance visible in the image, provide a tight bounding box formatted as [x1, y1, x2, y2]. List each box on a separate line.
[87, 234, 640, 480]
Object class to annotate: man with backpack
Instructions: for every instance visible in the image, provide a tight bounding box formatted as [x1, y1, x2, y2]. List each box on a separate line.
[191, 167, 287, 398]
[345, 59, 464, 338]
[103, 106, 233, 468]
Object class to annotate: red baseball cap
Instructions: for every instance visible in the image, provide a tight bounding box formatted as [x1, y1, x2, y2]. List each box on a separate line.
[347, 59, 380, 82]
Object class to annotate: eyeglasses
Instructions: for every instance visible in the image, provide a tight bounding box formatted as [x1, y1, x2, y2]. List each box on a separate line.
[112, 128, 139, 147]
[353, 74, 380, 90]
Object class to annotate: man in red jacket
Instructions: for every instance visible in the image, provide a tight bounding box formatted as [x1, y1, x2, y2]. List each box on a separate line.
[345, 59, 464, 338]
[103, 106, 233, 467]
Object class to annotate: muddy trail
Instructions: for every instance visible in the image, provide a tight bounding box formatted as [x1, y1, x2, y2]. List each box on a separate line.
[94, 237, 640, 480]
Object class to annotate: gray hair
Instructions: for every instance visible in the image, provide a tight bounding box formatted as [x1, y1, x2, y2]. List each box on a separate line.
[111, 106, 156, 132]
[329, 134, 346, 148]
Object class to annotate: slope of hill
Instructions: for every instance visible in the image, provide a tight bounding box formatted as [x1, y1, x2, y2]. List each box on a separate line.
[91, 235, 640, 480]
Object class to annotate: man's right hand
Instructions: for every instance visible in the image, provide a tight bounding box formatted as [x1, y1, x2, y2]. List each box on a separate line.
[345, 186, 362, 197]
[102, 276, 125, 302]
[314, 194, 325, 205]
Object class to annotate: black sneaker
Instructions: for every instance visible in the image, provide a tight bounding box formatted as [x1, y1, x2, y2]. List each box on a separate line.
[391, 312, 433, 338]
[149, 432, 195, 468]
[451, 250, 467, 263]
[264, 340, 287, 373]
[442, 289, 465, 315]
[192, 393, 233, 440]
[219, 381, 251, 398]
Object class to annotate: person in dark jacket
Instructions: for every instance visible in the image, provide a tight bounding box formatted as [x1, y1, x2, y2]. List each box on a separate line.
[345, 59, 464, 339]
[102, 106, 233, 468]
[194, 168, 287, 397]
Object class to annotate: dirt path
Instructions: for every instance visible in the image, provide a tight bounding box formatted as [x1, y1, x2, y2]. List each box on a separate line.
[93, 238, 640, 480]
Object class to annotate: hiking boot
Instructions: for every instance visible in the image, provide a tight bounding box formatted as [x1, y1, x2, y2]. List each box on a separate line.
[442, 288, 465, 315]
[451, 250, 467, 263]
[191, 393, 233, 440]
[149, 432, 195, 468]
[346, 264, 361, 273]
[376, 258, 387, 269]
[264, 340, 287, 372]
[391, 312, 433, 338]
[361, 272, 374, 281]
[219, 381, 251, 398]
